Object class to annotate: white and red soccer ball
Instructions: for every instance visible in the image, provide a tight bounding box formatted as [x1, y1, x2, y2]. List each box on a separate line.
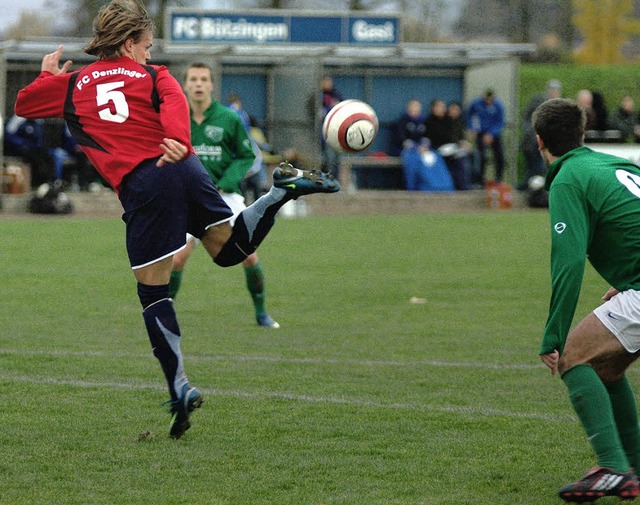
[322, 99, 379, 153]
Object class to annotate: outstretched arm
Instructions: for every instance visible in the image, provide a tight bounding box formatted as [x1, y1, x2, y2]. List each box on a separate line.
[15, 47, 72, 119]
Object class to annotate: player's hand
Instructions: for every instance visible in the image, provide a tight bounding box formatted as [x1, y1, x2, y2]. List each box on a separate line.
[157, 138, 188, 167]
[540, 350, 559, 376]
[602, 287, 620, 301]
[42, 45, 72, 75]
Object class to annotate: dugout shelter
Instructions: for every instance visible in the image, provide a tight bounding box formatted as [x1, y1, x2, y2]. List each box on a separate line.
[0, 9, 534, 188]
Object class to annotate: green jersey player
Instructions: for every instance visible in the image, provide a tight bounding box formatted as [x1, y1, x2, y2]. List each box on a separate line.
[170, 62, 280, 328]
[534, 98, 640, 502]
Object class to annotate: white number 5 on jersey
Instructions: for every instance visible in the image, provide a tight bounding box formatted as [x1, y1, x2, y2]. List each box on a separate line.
[96, 81, 129, 123]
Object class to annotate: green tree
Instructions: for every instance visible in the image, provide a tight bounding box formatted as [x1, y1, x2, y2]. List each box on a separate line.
[573, 0, 640, 63]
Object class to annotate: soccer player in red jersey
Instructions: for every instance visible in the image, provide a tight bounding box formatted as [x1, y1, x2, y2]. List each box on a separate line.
[14, 0, 339, 439]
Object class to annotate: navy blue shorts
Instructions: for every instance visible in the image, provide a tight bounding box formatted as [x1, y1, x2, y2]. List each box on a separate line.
[119, 154, 233, 269]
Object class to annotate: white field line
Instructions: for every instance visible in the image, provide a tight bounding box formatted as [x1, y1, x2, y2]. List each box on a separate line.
[0, 348, 544, 370]
[1, 347, 576, 423]
[0, 373, 576, 423]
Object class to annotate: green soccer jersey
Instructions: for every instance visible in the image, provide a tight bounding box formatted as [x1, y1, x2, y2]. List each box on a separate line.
[541, 145, 640, 355]
[190, 100, 256, 194]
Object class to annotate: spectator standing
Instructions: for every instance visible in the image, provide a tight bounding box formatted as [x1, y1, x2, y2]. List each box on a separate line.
[423, 99, 450, 147]
[466, 89, 506, 184]
[226, 93, 269, 204]
[576, 89, 598, 131]
[592, 91, 610, 132]
[396, 99, 454, 192]
[392, 98, 427, 155]
[242, 117, 270, 205]
[518, 79, 562, 190]
[447, 101, 476, 185]
[609, 94, 640, 143]
[447, 101, 470, 146]
[246, 117, 311, 202]
[227, 92, 251, 131]
[308, 76, 344, 179]
[170, 63, 280, 329]
[423, 98, 469, 190]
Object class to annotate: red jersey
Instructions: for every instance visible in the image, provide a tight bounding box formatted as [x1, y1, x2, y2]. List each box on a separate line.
[15, 56, 193, 192]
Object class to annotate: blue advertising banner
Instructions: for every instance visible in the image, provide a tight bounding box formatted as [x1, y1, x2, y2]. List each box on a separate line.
[168, 10, 399, 46]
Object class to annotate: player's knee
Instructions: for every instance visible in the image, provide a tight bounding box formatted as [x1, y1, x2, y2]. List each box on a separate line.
[172, 254, 188, 271]
[242, 252, 259, 268]
[593, 360, 629, 383]
[214, 240, 253, 267]
[558, 350, 583, 376]
[558, 360, 574, 377]
[137, 282, 170, 310]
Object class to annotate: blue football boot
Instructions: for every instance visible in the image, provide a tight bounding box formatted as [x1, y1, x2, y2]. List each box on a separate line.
[257, 312, 280, 328]
[273, 162, 341, 196]
[168, 383, 203, 439]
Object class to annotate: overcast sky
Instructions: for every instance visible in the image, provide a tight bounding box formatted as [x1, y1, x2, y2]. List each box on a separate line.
[0, 0, 45, 28]
[0, 0, 67, 33]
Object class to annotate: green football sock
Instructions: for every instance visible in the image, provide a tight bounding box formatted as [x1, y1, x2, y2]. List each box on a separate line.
[562, 364, 629, 472]
[244, 263, 266, 316]
[168, 270, 183, 300]
[605, 375, 640, 472]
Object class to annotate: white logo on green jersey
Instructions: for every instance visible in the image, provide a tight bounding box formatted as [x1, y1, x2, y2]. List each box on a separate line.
[204, 125, 224, 142]
[616, 169, 640, 197]
[554, 222, 566, 234]
[193, 144, 221, 158]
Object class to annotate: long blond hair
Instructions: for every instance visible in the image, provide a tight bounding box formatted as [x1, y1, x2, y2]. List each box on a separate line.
[84, 0, 155, 60]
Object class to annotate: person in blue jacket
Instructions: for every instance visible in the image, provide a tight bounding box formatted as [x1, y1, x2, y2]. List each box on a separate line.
[4, 114, 54, 188]
[466, 89, 506, 184]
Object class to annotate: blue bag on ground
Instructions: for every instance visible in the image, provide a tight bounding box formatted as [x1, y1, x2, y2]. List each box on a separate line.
[401, 146, 454, 191]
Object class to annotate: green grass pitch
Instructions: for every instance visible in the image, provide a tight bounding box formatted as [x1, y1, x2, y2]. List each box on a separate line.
[0, 211, 627, 504]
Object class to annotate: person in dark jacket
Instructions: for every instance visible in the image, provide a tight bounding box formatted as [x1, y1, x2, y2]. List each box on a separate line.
[392, 99, 427, 155]
[4, 114, 55, 188]
[424, 98, 469, 190]
[518, 79, 562, 190]
[609, 94, 640, 143]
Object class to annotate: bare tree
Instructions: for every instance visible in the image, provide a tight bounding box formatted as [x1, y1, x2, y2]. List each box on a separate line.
[60, 0, 196, 38]
[454, 0, 576, 45]
[3, 11, 55, 39]
[62, 0, 109, 37]
[400, 0, 450, 42]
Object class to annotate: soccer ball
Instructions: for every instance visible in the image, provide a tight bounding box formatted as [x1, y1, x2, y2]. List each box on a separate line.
[322, 99, 379, 153]
[528, 175, 546, 191]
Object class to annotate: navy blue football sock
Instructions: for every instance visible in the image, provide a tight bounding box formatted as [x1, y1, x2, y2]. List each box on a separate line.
[138, 283, 188, 401]
[137, 282, 170, 309]
[215, 188, 287, 267]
